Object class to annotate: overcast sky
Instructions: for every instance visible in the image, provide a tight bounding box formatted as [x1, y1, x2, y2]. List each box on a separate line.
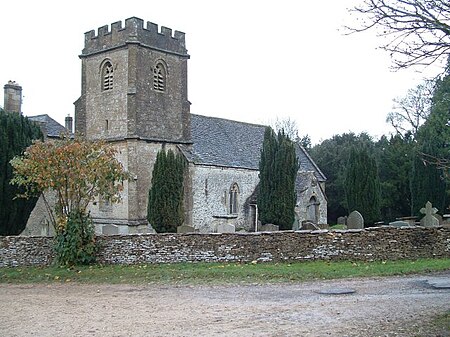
[1, 0, 443, 144]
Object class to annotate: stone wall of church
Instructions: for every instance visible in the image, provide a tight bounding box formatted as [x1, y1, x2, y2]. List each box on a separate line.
[77, 18, 190, 142]
[189, 165, 260, 233]
[2, 227, 449, 267]
[21, 192, 56, 237]
[296, 172, 328, 226]
[89, 140, 180, 234]
[82, 49, 130, 140]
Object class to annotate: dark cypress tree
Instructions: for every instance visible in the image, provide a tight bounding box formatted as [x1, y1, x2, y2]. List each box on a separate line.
[375, 134, 414, 222]
[258, 127, 277, 225]
[147, 149, 186, 233]
[345, 146, 381, 225]
[0, 108, 43, 235]
[310, 132, 374, 224]
[258, 127, 299, 230]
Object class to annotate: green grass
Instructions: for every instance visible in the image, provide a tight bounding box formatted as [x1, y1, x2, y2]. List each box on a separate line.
[1, 258, 449, 285]
[329, 224, 347, 230]
[414, 310, 450, 337]
[433, 310, 450, 332]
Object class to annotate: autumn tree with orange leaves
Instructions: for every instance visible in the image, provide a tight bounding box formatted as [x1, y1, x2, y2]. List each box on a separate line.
[10, 137, 128, 265]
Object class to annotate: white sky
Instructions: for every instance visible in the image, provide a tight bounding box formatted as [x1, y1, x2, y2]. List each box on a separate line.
[0, 0, 443, 144]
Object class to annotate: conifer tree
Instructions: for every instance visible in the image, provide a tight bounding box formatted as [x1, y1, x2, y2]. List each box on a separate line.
[258, 127, 277, 224]
[345, 146, 381, 225]
[0, 108, 42, 235]
[411, 64, 450, 214]
[147, 149, 186, 233]
[258, 127, 299, 230]
[310, 133, 374, 224]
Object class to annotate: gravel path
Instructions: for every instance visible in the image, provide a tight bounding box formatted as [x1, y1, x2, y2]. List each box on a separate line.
[0, 272, 449, 337]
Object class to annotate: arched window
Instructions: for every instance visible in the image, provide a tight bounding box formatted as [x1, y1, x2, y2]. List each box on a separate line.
[101, 61, 114, 91]
[307, 196, 319, 223]
[229, 183, 239, 214]
[153, 62, 166, 92]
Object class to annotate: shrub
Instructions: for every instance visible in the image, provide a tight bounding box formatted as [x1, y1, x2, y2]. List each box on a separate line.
[54, 211, 97, 266]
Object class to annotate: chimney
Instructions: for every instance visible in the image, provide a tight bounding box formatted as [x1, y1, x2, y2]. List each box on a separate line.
[4, 81, 22, 114]
[65, 115, 73, 133]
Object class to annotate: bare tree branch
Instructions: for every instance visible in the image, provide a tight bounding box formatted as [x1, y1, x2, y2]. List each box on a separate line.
[345, 0, 450, 69]
[386, 78, 434, 138]
[421, 151, 450, 180]
[273, 117, 300, 141]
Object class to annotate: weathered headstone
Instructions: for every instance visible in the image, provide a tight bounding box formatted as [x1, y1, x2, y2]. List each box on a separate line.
[434, 213, 443, 225]
[420, 201, 439, 227]
[443, 214, 450, 227]
[388, 221, 411, 228]
[217, 223, 236, 233]
[177, 225, 195, 233]
[260, 224, 279, 232]
[396, 216, 418, 226]
[347, 211, 364, 229]
[337, 216, 347, 226]
[301, 221, 320, 230]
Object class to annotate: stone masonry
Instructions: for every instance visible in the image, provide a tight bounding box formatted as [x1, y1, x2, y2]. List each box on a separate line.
[74, 17, 191, 233]
[18, 16, 328, 236]
[1, 227, 449, 267]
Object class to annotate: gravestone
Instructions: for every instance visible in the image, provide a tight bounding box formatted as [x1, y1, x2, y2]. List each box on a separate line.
[217, 223, 235, 233]
[443, 215, 450, 227]
[301, 221, 320, 230]
[396, 216, 418, 226]
[337, 216, 347, 226]
[177, 225, 195, 233]
[260, 224, 279, 232]
[388, 221, 411, 228]
[347, 211, 364, 229]
[420, 201, 439, 227]
[434, 213, 443, 225]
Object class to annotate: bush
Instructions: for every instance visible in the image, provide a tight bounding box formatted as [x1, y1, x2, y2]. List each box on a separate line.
[54, 211, 97, 266]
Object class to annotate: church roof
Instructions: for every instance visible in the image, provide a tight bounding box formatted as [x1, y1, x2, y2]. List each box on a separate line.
[28, 114, 68, 138]
[26, 112, 326, 181]
[185, 114, 265, 170]
[181, 114, 326, 182]
[296, 143, 327, 182]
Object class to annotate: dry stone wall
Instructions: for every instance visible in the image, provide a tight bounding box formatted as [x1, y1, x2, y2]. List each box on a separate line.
[0, 236, 55, 267]
[1, 227, 449, 267]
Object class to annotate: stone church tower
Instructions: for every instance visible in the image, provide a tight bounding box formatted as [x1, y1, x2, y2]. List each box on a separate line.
[75, 17, 191, 233]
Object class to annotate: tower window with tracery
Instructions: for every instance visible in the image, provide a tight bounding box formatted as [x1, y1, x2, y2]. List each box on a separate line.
[102, 61, 114, 91]
[153, 63, 166, 92]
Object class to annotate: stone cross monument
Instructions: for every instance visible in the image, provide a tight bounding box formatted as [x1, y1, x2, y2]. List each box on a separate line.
[420, 201, 439, 227]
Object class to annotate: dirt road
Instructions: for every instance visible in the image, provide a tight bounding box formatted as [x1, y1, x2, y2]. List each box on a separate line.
[0, 272, 449, 337]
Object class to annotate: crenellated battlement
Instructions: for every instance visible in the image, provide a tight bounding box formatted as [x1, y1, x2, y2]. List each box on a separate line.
[82, 17, 187, 56]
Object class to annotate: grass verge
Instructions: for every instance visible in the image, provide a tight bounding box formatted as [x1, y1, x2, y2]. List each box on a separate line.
[432, 310, 450, 332]
[0, 258, 449, 285]
[415, 310, 450, 337]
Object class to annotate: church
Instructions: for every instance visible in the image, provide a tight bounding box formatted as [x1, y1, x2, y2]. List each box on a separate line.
[23, 17, 328, 234]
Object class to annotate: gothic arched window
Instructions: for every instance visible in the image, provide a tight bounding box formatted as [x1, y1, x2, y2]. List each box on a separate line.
[307, 196, 319, 223]
[229, 183, 239, 214]
[153, 62, 166, 92]
[101, 61, 114, 91]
